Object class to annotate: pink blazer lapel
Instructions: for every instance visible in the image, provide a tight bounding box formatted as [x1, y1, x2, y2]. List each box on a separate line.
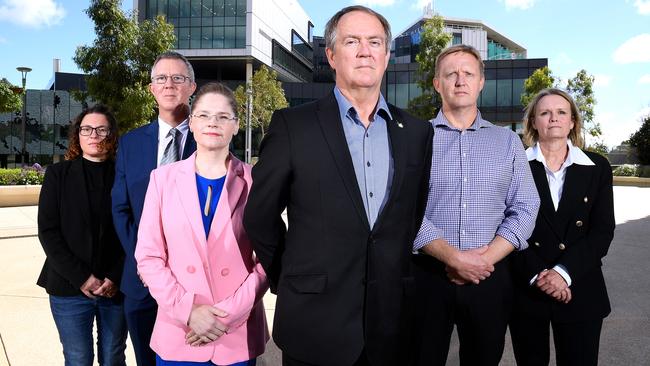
[174, 154, 209, 252]
[206, 155, 247, 251]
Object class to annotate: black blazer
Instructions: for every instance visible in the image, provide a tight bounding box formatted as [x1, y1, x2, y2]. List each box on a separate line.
[511, 150, 615, 322]
[37, 158, 124, 297]
[244, 92, 433, 366]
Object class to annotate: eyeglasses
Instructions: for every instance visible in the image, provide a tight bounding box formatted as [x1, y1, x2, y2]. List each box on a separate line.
[151, 74, 191, 84]
[191, 113, 238, 125]
[79, 126, 111, 137]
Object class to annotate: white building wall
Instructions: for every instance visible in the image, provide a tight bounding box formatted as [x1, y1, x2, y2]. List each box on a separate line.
[461, 28, 487, 59]
[250, 0, 311, 67]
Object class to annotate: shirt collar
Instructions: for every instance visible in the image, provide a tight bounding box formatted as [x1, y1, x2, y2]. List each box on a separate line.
[333, 86, 392, 125]
[432, 109, 491, 130]
[158, 117, 189, 139]
[526, 139, 595, 166]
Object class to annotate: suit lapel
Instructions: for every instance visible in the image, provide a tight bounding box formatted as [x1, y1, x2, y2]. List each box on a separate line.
[555, 164, 593, 224]
[315, 93, 370, 229]
[69, 158, 92, 227]
[530, 160, 556, 226]
[175, 154, 208, 251]
[183, 130, 197, 159]
[206, 156, 247, 251]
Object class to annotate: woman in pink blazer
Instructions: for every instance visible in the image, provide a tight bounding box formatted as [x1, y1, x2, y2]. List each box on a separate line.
[135, 82, 269, 366]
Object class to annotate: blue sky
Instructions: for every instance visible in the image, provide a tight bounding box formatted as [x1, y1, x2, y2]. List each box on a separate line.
[1, 0, 649, 148]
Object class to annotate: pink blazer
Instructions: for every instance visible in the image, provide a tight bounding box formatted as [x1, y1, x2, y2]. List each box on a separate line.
[135, 153, 269, 364]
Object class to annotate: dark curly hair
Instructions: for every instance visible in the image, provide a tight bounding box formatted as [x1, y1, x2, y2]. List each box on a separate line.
[65, 104, 119, 161]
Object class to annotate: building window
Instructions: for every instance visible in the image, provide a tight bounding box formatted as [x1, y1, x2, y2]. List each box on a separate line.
[308, 21, 314, 43]
[273, 40, 312, 82]
[292, 30, 313, 66]
[452, 32, 462, 45]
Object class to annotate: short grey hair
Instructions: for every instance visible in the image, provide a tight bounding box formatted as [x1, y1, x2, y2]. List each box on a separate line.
[324, 5, 392, 54]
[150, 51, 195, 82]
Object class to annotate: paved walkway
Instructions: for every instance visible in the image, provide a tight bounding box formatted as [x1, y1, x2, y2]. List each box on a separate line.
[1, 186, 649, 365]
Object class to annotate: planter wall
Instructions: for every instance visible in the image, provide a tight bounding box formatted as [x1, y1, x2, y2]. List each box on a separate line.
[0, 185, 41, 207]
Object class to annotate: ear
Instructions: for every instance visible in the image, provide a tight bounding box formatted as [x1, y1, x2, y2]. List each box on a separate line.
[433, 77, 441, 94]
[326, 47, 336, 71]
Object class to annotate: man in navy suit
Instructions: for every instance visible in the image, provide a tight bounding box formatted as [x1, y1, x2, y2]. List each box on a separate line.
[112, 51, 197, 366]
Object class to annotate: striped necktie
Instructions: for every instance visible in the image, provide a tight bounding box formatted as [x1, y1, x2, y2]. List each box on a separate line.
[160, 127, 181, 166]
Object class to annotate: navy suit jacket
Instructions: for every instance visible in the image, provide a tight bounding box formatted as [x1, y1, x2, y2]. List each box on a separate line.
[112, 119, 196, 299]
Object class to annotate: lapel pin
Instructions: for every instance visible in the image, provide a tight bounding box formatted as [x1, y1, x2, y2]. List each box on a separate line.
[396, 120, 404, 128]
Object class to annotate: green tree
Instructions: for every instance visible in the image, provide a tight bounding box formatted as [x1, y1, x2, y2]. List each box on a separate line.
[0, 78, 22, 113]
[567, 69, 600, 139]
[629, 114, 650, 165]
[407, 14, 452, 120]
[520, 66, 556, 107]
[234, 65, 288, 138]
[74, 0, 175, 133]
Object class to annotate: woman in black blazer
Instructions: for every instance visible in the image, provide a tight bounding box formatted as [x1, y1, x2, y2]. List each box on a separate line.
[510, 88, 615, 366]
[37, 105, 127, 365]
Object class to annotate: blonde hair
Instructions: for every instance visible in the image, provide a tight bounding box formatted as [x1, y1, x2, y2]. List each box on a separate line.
[435, 44, 484, 77]
[522, 88, 583, 148]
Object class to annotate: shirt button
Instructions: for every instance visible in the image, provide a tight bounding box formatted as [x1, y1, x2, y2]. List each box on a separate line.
[583, 196, 589, 203]
[221, 268, 230, 276]
[463, 153, 467, 158]
[576, 220, 583, 227]
[559, 243, 566, 250]
[463, 177, 467, 182]
[462, 203, 466, 209]
[367, 161, 371, 167]
[369, 192, 374, 198]
[186, 265, 196, 274]
[461, 230, 465, 235]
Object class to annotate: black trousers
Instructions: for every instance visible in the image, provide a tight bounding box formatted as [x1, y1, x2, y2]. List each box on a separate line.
[510, 313, 603, 366]
[412, 254, 513, 366]
[282, 349, 370, 366]
[123, 293, 158, 366]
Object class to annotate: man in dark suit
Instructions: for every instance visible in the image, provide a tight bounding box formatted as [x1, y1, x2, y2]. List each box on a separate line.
[111, 51, 197, 366]
[243, 6, 433, 366]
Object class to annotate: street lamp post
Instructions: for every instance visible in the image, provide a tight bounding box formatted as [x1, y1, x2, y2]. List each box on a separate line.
[16, 66, 31, 165]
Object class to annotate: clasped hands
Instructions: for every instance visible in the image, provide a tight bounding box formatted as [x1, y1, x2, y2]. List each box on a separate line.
[80, 274, 118, 298]
[185, 304, 230, 347]
[534, 269, 571, 304]
[445, 245, 494, 285]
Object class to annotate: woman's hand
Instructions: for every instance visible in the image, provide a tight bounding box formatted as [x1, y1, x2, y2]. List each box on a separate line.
[535, 269, 571, 303]
[186, 305, 229, 346]
[80, 275, 103, 299]
[93, 278, 118, 298]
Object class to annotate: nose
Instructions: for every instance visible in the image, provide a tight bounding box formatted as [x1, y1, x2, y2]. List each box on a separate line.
[357, 39, 371, 57]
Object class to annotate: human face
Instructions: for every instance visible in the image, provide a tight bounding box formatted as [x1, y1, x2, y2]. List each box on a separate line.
[433, 52, 484, 111]
[189, 93, 238, 152]
[149, 58, 196, 115]
[326, 11, 389, 93]
[79, 113, 110, 162]
[532, 94, 575, 143]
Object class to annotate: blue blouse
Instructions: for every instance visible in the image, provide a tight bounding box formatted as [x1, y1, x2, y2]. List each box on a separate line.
[195, 173, 226, 238]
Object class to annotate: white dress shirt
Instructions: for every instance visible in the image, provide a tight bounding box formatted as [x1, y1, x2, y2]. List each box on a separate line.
[156, 117, 189, 167]
[525, 139, 595, 287]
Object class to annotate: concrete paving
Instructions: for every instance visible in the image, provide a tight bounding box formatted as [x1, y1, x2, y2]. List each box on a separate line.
[1, 186, 649, 365]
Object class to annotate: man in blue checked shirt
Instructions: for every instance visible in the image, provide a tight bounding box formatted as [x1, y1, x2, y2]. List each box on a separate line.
[411, 45, 540, 366]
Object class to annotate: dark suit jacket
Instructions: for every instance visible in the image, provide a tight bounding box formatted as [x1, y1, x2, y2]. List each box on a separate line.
[511, 150, 615, 323]
[37, 158, 124, 296]
[243, 92, 433, 366]
[111, 120, 196, 299]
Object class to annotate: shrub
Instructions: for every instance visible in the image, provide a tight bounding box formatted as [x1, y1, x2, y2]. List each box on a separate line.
[612, 164, 638, 177]
[0, 164, 46, 185]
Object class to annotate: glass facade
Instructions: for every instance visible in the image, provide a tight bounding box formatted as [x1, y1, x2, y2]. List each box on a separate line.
[273, 40, 312, 82]
[0, 90, 84, 168]
[146, 0, 247, 49]
[292, 30, 313, 66]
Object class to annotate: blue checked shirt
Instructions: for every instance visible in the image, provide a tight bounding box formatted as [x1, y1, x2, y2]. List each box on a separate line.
[413, 111, 540, 251]
[334, 87, 393, 229]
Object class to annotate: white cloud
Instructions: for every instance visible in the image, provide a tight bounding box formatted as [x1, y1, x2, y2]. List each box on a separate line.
[594, 74, 613, 87]
[613, 34, 650, 64]
[0, 0, 65, 28]
[635, 106, 650, 121]
[411, 0, 432, 11]
[502, 0, 536, 10]
[634, 0, 650, 14]
[638, 74, 650, 84]
[353, 0, 396, 7]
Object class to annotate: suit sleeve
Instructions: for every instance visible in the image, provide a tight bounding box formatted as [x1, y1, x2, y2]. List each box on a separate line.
[557, 157, 615, 282]
[135, 171, 195, 326]
[213, 262, 268, 329]
[37, 166, 91, 289]
[112, 137, 137, 256]
[243, 110, 292, 294]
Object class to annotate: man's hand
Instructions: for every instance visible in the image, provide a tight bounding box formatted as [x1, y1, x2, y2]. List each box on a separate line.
[186, 305, 229, 346]
[445, 246, 494, 285]
[535, 269, 571, 303]
[80, 275, 103, 299]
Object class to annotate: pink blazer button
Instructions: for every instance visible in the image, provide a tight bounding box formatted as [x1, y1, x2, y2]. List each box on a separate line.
[187, 265, 196, 273]
[221, 268, 230, 276]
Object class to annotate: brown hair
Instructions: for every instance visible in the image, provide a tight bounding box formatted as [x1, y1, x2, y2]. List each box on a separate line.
[191, 82, 237, 116]
[435, 44, 485, 77]
[324, 5, 392, 54]
[522, 88, 584, 148]
[65, 104, 119, 161]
